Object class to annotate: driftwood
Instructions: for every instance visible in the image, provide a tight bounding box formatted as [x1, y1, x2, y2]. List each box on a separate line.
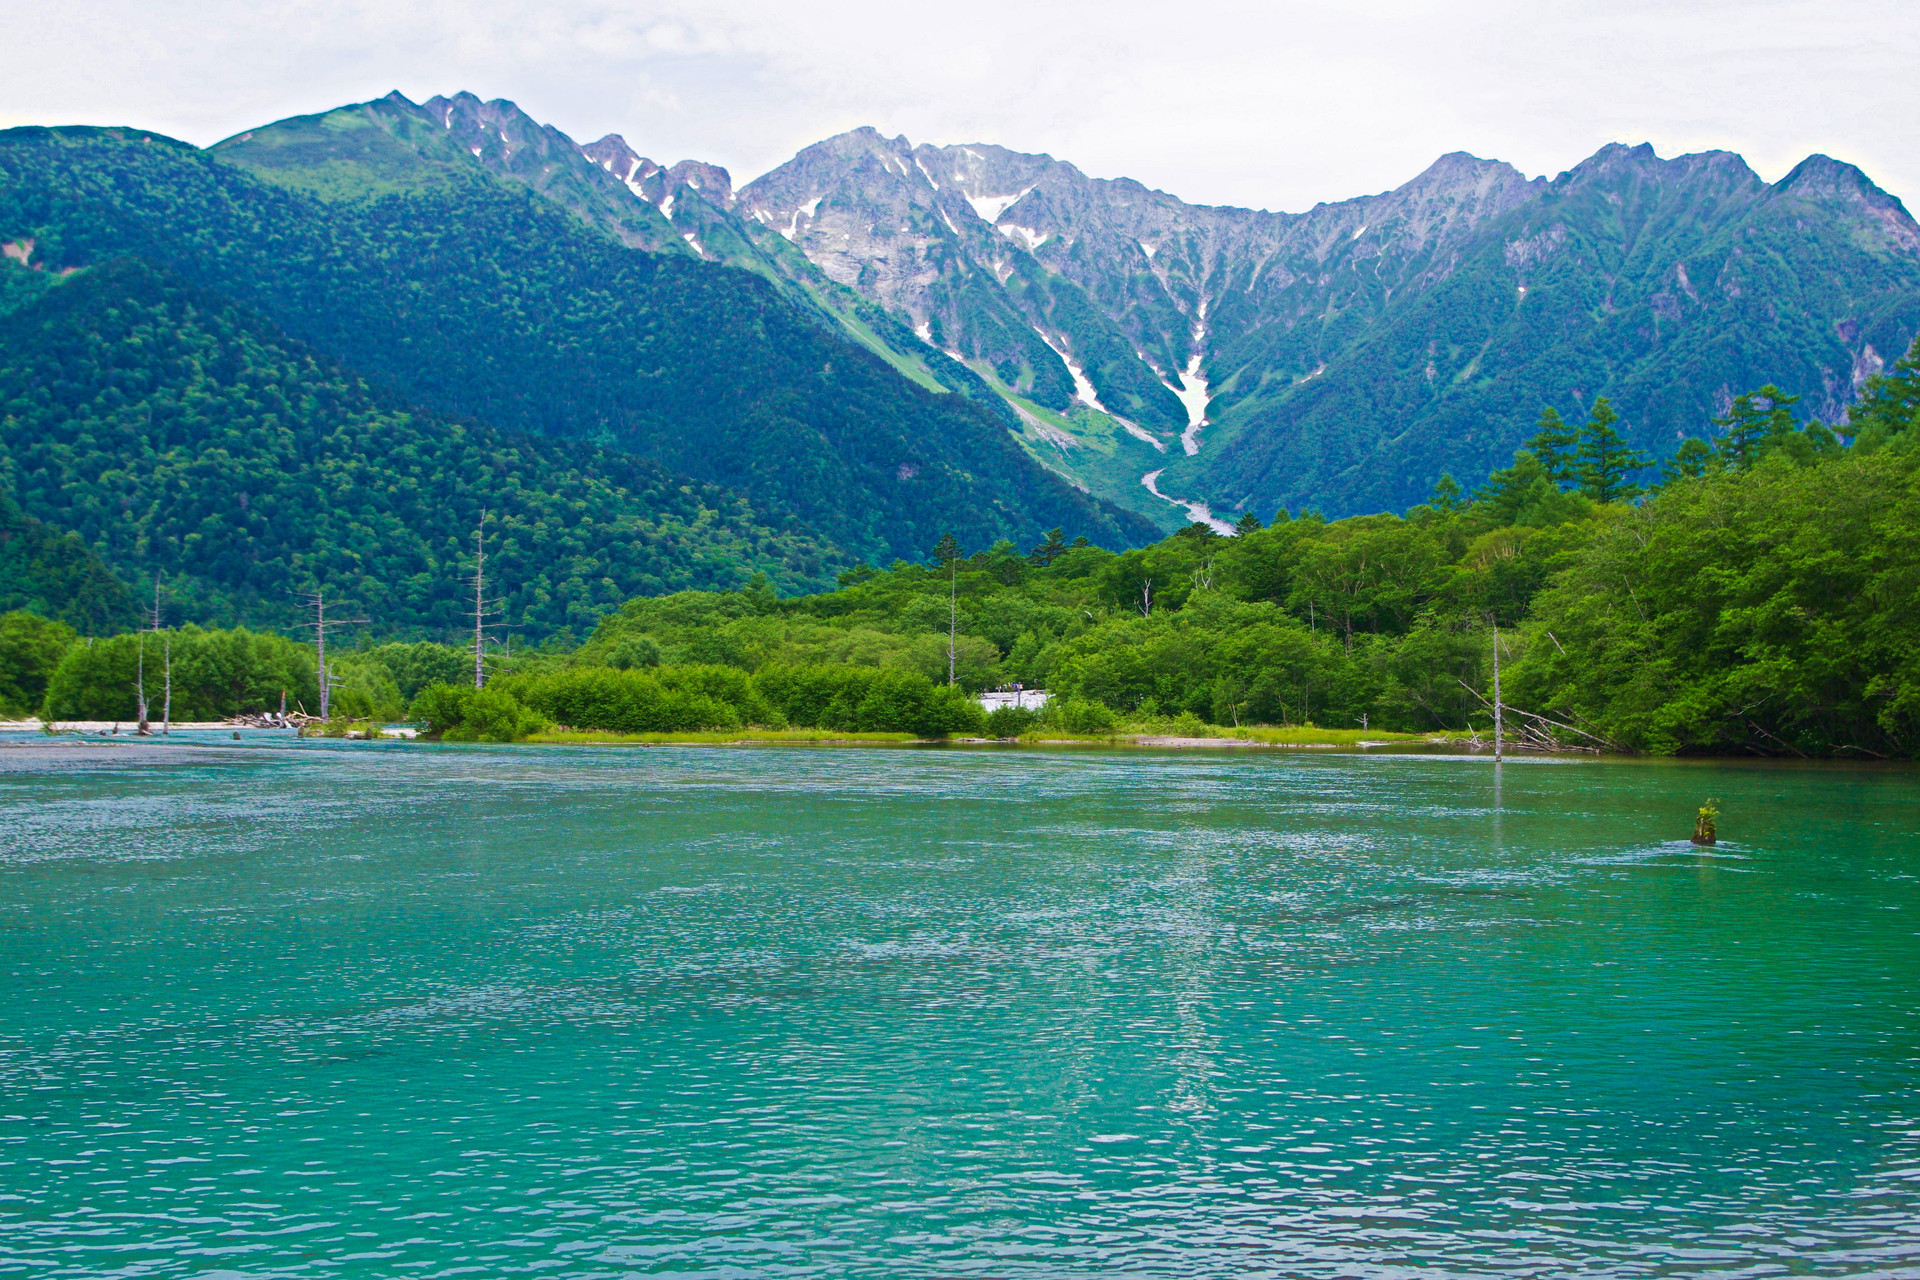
[226, 712, 318, 728]
[1455, 680, 1617, 754]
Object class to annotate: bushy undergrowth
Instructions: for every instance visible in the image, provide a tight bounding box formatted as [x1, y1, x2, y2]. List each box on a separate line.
[407, 661, 986, 740]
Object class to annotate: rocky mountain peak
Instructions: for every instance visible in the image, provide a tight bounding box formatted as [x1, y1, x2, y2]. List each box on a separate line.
[1556, 142, 1763, 196]
[1776, 154, 1920, 252]
[665, 160, 734, 205]
[580, 134, 664, 195]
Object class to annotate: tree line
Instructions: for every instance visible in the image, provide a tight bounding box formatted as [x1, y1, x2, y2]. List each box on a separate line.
[5, 343, 1916, 755]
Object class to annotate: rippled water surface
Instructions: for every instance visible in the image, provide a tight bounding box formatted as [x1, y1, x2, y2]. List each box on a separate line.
[2, 737, 1918, 1278]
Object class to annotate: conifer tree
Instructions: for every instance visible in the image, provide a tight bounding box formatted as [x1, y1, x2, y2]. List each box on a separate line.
[931, 533, 962, 568]
[1714, 385, 1800, 471]
[1846, 338, 1920, 441]
[1576, 397, 1650, 503]
[1661, 437, 1716, 485]
[1526, 408, 1581, 488]
[1027, 528, 1068, 567]
[1233, 510, 1264, 535]
[1427, 473, 1466, 514]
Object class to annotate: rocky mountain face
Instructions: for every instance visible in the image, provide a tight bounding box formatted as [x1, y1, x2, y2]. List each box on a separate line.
[218, 93, 1920, 522]
[735, 133, 1920, 518]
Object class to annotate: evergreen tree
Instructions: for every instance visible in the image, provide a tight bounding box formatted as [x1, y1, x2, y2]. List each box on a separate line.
[1714, 385, 1801, 471]
[1661, 438, 1716, 485]
[1477, 451, 1586, 527]
[931, 533, 963, 567]
[1428, 473, 1466, 514]
[1526, 408, 1581, 488]
[1027, 527, 1069, 567]
[1847, 337, 1920, 442]
[1233, 511, 1264, 535]
[1576, 398, 1651, 503]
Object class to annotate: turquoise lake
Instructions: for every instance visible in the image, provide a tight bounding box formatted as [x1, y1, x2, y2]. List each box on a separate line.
[1, 738, 1917, 1277]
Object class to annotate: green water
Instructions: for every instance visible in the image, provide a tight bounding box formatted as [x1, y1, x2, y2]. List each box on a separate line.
[1, 739, 1917, 1278]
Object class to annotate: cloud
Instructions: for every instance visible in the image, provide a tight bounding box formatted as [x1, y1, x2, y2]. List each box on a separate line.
[3, 0, 1914, 210]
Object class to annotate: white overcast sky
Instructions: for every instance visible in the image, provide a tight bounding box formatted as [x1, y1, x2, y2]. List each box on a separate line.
[4, 0, 1916, 212]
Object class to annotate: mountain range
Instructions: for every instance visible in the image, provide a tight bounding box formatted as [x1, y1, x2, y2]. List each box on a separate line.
[229, 93, 1920, 523]
[2, 89, 1917, 632]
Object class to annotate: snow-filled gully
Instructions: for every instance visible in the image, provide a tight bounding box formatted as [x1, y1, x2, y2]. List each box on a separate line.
[1142, 469, 1234, 535]
[1139, 317, 1231, 533]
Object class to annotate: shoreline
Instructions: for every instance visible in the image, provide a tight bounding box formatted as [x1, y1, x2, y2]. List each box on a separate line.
[0, 727, 1911, 766]
[0, 720, 1496, 753]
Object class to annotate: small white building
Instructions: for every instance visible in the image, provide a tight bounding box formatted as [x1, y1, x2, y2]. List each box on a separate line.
[980, 689, 1051, 712]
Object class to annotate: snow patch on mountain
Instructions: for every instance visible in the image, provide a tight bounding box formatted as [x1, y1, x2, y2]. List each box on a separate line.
[964, 188, 1034, 224]
[1034, 327, 1108, 413]
[1142, 469, 1234, 534]
[1166, 352, 1211, 456]
[1001, 224, 1049, 251]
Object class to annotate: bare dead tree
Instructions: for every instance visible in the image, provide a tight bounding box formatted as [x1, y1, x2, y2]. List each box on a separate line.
[133, 629, 149, 736]
[294, 588, 368, 719]
[1490, 615, 1504, 762]
[1455, 678, 1615, 754]
[148, 581, 172, 736]
[470, 510, 503, 688]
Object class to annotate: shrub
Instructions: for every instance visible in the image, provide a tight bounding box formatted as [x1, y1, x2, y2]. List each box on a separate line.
[445, 687, 547, 742]
[506, 666, 747, 733]
[607, 635, 661, 669]
[1170, 710, 1210, 737]
[0, 611, 77, 716]
[983, 704, 1040, 737]
[752, 663, 983, 736]
[1041, 696, 1117, 735]
[409, 682, 475, 737]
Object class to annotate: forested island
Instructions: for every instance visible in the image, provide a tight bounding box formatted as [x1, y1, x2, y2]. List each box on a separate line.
[7, 346, 1917, 759]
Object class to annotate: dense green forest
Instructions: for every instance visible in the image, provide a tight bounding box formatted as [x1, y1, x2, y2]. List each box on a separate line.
[0, 492, 136, 632]
[12, 347, 1917, 756]
[0, 258, 836, 633]
[0, 125, 1154, 566]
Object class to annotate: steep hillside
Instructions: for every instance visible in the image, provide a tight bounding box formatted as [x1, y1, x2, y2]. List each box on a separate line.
[1179, 145, 1920, 515]
[0, 123, 1157, 568]
[257, 97, 1187, 530]
[216, 96, 1043, 455]
[0, 257, 835, 635]
[0, 491, 137, 634]
[215, 91, 689, 254]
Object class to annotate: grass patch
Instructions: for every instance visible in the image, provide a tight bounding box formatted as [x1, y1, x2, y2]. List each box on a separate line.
[528, 728, 924, 745]
[524, 726, 1479, 750]
[1116, 724, 1474, 747]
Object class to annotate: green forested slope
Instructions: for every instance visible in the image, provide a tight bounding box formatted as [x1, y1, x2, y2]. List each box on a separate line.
[0, 258, 835, 634]
[0, 125, 1155, 562]
[1187, 147, 1920, 515]
[0, 493, 137, 633]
